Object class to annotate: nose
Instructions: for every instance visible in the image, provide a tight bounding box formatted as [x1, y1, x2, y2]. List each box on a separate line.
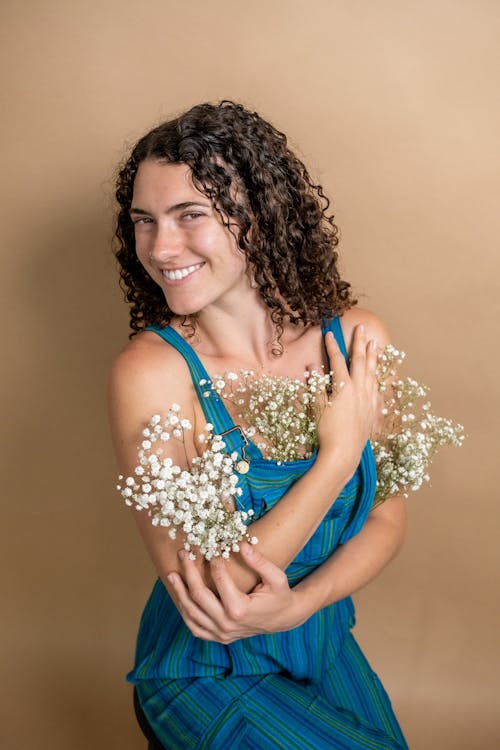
[148, 221, 183, 264]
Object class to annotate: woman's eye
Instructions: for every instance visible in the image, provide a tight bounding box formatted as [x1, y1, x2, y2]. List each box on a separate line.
[182, 212, 204, 221]
[133, 217, 153, 225]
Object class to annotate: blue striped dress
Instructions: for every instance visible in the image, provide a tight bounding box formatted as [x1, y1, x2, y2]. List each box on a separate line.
[127, 317, 408, 749]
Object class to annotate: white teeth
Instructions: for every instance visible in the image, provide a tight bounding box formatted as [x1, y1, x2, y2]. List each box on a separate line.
[163, 264, 202, 281]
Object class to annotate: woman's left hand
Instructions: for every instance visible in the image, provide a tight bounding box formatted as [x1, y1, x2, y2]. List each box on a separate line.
[166, 543, 308, 643]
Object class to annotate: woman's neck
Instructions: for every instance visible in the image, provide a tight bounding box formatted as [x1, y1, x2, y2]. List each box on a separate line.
[172, 297, 306, 371]
[194, 308, 279, 368]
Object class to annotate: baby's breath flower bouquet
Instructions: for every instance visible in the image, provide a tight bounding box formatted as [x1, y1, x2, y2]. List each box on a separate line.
[207, 345, 464, 507]
[116, 406, 257, 560]
[117, 346, 464, 559]
[370, 346, 464, 506]
[202, 369, 335, 463]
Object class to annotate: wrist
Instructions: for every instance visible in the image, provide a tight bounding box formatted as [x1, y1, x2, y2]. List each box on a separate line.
[291, 580, 324, 624]
[313, 449, 356, 487]
[286, 586, 314, 628]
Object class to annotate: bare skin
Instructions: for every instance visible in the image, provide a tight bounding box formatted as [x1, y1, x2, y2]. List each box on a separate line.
[108, 160, 406, 644]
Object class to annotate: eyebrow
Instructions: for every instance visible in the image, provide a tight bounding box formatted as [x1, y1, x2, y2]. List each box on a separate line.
[129, 201, 211, 216]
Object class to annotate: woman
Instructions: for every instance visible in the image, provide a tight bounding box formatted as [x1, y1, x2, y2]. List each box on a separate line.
[109, 101, 408, 749]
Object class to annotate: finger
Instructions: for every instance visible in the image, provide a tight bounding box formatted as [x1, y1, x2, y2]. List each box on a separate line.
[209, 556, 247, 611]
[239, 542, 288, 590]
[353, 327, 379, 388]
[350, 324, 370, 383]
[324, 331, 349, 383]
[177, 552, 228, 622]
[167, 570, 222, 634]
[168, 569, 249, 643]
[366, 338, 379, 376]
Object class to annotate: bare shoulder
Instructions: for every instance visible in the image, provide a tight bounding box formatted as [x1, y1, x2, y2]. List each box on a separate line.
[109, 330, 190, 403]
[108, 331, 194, 468]
[339, 307, 393, 354]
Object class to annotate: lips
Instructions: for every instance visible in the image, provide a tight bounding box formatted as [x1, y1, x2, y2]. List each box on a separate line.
[162, 263, 204, 281]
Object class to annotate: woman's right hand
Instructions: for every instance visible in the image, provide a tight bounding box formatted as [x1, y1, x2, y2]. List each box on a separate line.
[315, 325, 379, 480]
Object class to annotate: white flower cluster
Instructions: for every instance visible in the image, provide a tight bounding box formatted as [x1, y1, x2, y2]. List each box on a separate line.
[372, 347, 465, 506]
[116, 406, 257, 560]
[205, 369, 335, 463]
[206, 345, 464, 506]
[376, 344, 406, 390]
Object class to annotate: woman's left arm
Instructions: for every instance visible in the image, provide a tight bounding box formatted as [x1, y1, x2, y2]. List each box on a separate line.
[167, 495, 405, 642]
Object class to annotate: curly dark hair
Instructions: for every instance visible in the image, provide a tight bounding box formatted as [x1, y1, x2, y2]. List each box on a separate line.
[114, 100, 356, 340]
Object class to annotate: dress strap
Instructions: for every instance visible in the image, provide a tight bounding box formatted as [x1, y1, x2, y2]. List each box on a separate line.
[144, 325, 260, 458]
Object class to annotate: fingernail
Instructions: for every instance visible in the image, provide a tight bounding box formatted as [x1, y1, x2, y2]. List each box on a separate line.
[243, 542, 254, 557]
[166, 574, 175, 585]
[178, 550, 186, 561]
[370, 339, 378, 350]
[358, 324, 365, 334]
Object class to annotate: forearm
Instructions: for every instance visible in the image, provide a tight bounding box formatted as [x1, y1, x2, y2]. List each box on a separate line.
[138, 448, 352, 594]
[166, 497, 407, 643]
[133, 449, 351, 596]
[292, 496, 406, 620]
[221, 452, 353, 592]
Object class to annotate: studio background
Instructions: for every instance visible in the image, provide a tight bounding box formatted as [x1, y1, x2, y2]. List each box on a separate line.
[2, 1, 499, 748]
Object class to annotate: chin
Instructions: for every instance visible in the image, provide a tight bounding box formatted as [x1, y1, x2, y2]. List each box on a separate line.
[163, 295, 202, 318]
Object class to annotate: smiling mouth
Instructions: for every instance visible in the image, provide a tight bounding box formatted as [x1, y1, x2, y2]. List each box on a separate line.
[162, 263, 204, 281]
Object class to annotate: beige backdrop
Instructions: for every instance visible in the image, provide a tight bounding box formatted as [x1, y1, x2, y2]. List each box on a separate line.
[2, 1, 499, 748]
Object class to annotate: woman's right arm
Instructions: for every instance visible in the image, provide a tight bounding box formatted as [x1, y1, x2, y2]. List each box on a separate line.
[108, 325, 379, 595]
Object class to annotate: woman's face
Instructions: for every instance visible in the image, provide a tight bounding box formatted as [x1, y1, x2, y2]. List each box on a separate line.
[131, 160, 251, 316]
